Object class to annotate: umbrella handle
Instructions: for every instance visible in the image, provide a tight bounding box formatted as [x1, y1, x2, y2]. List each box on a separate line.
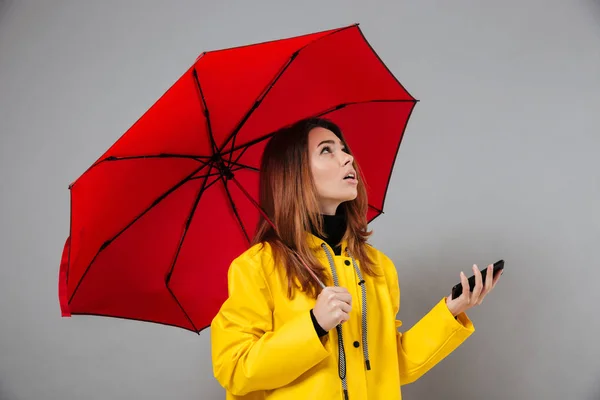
[230, 177, 326, 290]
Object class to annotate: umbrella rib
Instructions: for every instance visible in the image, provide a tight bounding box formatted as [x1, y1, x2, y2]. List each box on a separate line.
[75, 155, 209, 185]
[68, 162, 212, 305]
[225, 146, 250, 171]
[368, 204, 384, 214]
[221, 99, 416, 156]
[98, 154, 209, 163]
[192, 68, 219, 157]
[228, 147, 261, 172]
[227, 160, 259, 172]
[190, 165, 248, 181]
[200, 174, 222, 191]
[219, 25, 356, 160]
[164, 165, 215, 333]
[230, 165, 250, 172]
[223, 52, 297, 167]
[219, 176, 251, 244]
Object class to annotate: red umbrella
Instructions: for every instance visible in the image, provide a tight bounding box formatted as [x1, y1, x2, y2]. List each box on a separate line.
[58, 23, 417, 333]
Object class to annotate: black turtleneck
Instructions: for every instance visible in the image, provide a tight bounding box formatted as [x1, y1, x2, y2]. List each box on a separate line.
[309, 210, 347, 337]
[310, 211, 347, 256]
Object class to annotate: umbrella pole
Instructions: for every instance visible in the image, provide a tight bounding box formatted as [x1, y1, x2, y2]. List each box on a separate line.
[230, 177, 326, 289]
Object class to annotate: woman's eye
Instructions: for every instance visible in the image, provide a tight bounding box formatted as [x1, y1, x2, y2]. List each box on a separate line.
[321, 146, 332, 154]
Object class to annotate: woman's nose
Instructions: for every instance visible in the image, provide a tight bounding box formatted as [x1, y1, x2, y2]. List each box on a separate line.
[341, 152, 353, 166]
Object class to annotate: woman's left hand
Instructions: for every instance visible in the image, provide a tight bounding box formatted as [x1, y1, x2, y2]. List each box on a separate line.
[445, 264, 502, 317]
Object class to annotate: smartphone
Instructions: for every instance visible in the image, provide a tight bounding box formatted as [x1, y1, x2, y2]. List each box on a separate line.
[451, 259, 504, 300]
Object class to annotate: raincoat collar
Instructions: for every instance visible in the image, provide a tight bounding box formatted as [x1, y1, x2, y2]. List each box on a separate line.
[306, 231, 348, 257]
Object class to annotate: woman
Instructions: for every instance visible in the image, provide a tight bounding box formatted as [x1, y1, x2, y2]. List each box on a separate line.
[210, 118, 501, 399]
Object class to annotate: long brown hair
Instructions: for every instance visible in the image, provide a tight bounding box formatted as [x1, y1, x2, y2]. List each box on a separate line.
[251, 118, 377, 298]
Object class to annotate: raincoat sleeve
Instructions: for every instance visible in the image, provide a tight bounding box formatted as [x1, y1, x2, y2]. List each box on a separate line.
[382, 254, 475, 385]
[210, 251, 330, 396]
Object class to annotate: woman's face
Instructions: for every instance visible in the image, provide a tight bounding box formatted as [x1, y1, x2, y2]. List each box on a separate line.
[308, 127, 358, 215]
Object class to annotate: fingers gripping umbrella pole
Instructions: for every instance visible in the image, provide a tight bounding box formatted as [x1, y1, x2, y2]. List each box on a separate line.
[230, 176, 327, 290]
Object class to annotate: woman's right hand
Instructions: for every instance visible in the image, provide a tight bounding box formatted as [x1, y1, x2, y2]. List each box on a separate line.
[313, 286, 352, 331]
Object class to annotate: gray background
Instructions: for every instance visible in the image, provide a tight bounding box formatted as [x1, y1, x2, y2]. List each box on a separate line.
[1, 1, 599, 399]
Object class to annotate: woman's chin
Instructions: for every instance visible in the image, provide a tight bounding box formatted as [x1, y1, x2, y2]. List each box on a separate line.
[340, 191, 358, 202]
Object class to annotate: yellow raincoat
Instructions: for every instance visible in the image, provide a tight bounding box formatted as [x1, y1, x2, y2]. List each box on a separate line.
[211, 233, 475, 399]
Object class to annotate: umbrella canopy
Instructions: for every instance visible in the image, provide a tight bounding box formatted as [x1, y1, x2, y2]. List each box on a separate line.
[58, 23, 417, 333]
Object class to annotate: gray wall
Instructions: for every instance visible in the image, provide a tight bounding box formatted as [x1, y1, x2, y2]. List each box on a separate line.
[1, 1, 599, 399]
